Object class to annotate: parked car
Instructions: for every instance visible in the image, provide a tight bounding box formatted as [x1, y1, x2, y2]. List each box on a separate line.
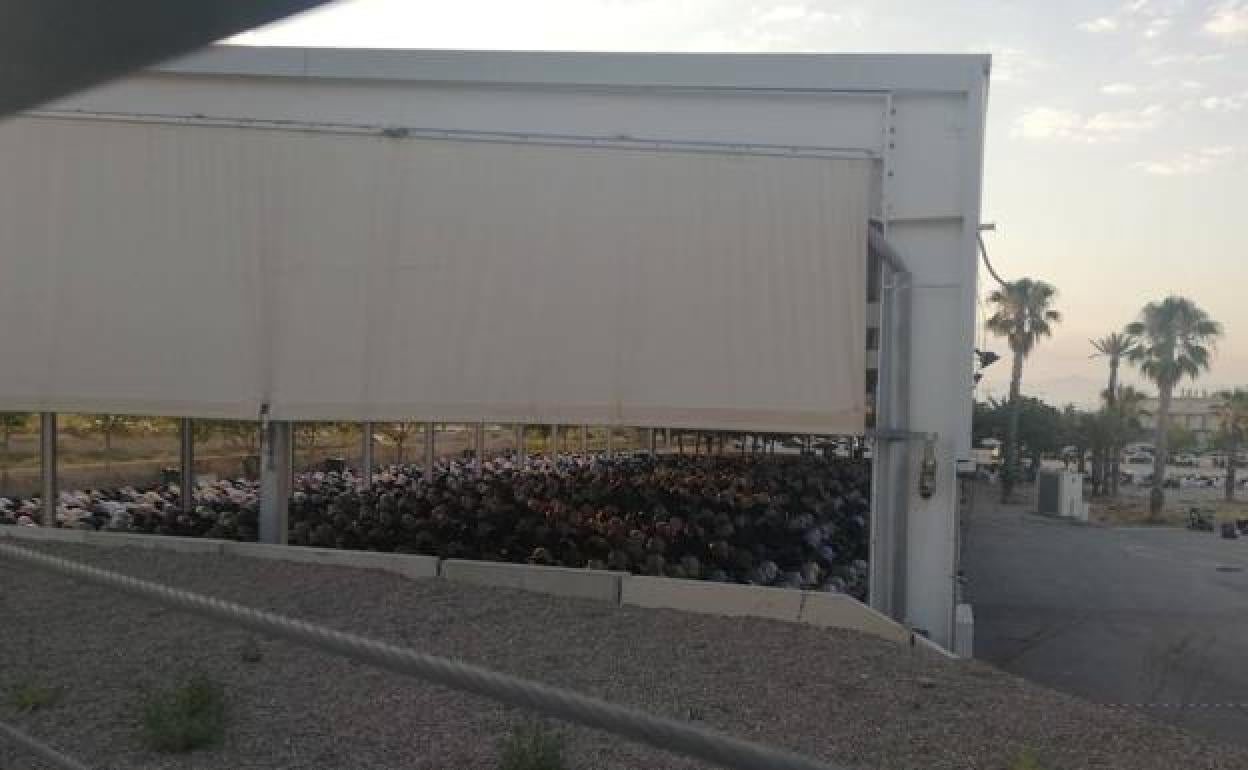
[1172, 453, 1200, 468]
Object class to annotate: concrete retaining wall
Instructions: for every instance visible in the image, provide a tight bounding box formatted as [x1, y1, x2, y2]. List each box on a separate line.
[442, 559, 622, 603]
[222, 542, 439, 579]
[0, 524, 948, 654]
[798, 591, 910, 644]
[623, 576, 804, 621]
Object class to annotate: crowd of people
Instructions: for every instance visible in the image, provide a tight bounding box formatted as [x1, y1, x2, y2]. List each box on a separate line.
[0, 453, 871, 598]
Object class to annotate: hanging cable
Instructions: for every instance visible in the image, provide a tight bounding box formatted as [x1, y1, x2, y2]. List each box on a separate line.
[976, 231, 1010, 289]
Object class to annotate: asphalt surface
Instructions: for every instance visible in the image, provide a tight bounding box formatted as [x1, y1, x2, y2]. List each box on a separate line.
[964, 487, 1248, 746]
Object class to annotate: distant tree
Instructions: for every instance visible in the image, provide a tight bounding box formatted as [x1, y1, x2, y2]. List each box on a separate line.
[376, 422, 421, 465]
[976, 396, 1063, 479]
[0, 412, 31, 458]
[986, 278, 1062, 501]
[69, 414, 153, 474]
[211, 421, 261, 455]
[1214, 389, 1248, 501]
[1127, 297, 1222, 519]
[972, 399, 1008, 447]
[1090, 331, 1138, 497]
[1099, 385, 1150, 495]
[1016, 398, 1064, 476]
[0, 412, 32, 491]
[1166, 423, 1198, 455]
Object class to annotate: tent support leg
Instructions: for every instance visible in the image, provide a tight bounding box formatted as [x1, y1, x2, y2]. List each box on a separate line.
[361, 421, 374, 486]
[40, 412, 56, 527]
[180, 418, 194, 514]
[424, 423, 435, 483]
[259, 420, 292, 545]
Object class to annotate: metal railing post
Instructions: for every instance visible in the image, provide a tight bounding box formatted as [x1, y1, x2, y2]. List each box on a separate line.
[361, 421, 374, 485]
[180, 417, 194, 514]
[39, 412, 56, 526]
[476, 421, 486, 477]
[424, 422, 435, 483]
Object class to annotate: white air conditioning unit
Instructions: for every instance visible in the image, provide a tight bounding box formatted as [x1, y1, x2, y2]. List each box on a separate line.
[1036, 470, 1086, 521]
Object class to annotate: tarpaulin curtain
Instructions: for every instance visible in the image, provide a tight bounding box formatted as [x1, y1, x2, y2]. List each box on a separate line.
[0, 117, 869, 433]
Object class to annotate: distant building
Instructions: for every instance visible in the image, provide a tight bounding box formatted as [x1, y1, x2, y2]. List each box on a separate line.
[1139, 389, 1227, 447]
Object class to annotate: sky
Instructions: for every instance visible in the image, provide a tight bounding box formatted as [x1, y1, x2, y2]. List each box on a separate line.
[232, 0, 1248, 408]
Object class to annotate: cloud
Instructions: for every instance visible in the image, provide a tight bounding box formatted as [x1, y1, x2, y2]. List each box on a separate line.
[1205, 1, 1248, 42]
[1013, 104, 1166, 143]
[1100, 82, 1139, 95]
[1079, 0, 1177, 37]
[1200, 92, 1248, 111]
[1133, 146, 1240, 176]
[1142, 16, 1172, 37]
[1152, 52, 1226, 66]
[973, 45, 1045, 84]
[753, 3, 828, 24]
[1014, 107, 1082, 141]
[1079, 16, 1119, 32]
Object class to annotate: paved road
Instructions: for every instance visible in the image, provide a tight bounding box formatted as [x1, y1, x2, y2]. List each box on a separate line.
[964, 494, 1248, 746]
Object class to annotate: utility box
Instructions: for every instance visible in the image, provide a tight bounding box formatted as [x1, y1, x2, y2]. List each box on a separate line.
[1036, 470, 1086, 521]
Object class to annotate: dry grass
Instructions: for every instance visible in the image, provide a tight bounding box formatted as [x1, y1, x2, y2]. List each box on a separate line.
[1090, 497, 1248, 527]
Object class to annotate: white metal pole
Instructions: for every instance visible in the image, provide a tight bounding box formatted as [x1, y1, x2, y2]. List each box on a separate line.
[361, 421, 374, 486]
[424, 422, 435, 483]
[259, 420, 292, 545]
[180, 417, 194, 514]
[39, 412, 56, 527]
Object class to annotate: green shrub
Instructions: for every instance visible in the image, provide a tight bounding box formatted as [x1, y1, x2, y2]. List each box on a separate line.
[499, 722, 566, 770]
[1009, 748, 1045, 770]
[8, 682, 62, 712]
[140, 675, 226, 753]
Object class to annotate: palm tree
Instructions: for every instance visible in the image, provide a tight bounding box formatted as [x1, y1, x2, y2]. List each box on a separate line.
[1126, 297, 1222, 519]
[1091, 332, 1137, 496]
[1214, 389, 1248, 502]
[986, 278, 1062, 501]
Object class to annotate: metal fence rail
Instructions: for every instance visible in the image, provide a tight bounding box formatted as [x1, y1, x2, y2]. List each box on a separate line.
[0, 541, 846, 770]
[0, 718, 89, 770]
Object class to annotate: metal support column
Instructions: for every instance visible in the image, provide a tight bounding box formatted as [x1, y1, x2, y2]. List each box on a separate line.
[606, 427, 614, 458]
[424, 422, 435, 483]
[259, 419, 292, 545]
[361, 421, 374, 486]
[868, 227, 913, 624]
[664, 427, 671, 449]
[549, 424, 559, 463]
[475, 421, 486, 477]
[39, 412, 56, 526]
[648, 428, 657, 456]
[179, 418, 194, 514]
[580, 425, 588, 454]
[515, 424, 526, 461]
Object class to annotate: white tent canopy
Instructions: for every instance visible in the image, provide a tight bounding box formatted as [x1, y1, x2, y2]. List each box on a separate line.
[0, 116, 869, 433]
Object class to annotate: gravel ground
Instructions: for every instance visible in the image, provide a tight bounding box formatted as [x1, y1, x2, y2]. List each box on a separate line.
[2, 540, 1247, 770]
